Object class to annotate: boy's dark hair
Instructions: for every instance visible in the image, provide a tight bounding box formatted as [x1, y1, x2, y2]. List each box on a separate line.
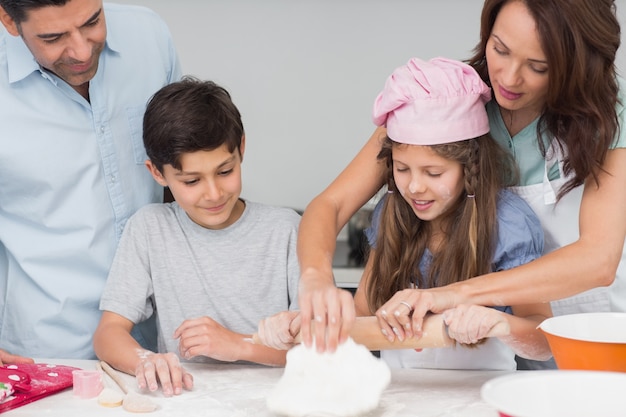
[143, 76, 244, 173]
[0, 0, 70, 24]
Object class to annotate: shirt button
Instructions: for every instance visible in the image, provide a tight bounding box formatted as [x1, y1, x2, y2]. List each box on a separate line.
[110, 176, 116, 183]
[100, 126, 105, 134]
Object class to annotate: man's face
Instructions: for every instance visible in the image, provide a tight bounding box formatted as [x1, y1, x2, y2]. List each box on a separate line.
[0, 0, 106, 90]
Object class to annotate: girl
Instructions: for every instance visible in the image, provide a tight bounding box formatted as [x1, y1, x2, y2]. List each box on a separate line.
[352, 57, 551, 369]
[296, 0, 626, 363]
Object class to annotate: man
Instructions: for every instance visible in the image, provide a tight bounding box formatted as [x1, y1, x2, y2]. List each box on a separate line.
[0, 0, 181, 361]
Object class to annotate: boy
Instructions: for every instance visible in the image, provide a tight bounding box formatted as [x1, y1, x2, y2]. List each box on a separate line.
[93, 77, 300, 396]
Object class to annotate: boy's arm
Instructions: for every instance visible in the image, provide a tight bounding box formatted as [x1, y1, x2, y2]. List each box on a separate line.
[93, 311, 193, 396]
[93, 311, 147, 375]
[174, 317, 288, 366]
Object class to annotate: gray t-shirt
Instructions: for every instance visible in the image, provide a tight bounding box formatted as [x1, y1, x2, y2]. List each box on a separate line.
[100, 200, 300, 362]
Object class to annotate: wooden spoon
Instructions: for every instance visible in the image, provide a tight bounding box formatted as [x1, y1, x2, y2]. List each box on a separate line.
[99, 361, 158, 413]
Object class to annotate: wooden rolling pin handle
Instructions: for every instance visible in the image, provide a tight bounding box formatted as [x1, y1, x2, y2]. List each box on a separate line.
[251, 314, 510, 351]
[318, 314, 456, 351]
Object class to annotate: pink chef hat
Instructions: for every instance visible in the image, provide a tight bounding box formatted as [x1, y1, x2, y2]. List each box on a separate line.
[372, 57, 492, 145]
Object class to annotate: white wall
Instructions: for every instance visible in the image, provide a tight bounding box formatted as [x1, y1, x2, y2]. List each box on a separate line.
[115, 0, 626, 211]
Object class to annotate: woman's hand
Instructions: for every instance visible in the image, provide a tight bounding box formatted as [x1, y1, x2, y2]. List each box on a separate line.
[134, 350, 193, 396]
[298, 270, 356, 353]
[375, 288, 459, 342]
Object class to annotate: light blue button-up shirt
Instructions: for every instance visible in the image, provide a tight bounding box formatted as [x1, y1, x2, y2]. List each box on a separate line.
[0, 3, 181, 359]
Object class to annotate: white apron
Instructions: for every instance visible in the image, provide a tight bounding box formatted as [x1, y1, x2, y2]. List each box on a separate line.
[381, 338, 516, 371]
[510, 142, 625, 316]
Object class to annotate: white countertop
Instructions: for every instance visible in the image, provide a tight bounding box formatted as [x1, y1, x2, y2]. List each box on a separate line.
[4, 358, 509, 417]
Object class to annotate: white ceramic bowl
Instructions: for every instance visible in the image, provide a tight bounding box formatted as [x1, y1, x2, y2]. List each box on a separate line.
[481, 370, 626, 417]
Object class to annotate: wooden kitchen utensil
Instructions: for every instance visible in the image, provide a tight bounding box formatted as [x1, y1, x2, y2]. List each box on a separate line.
[252, 314, 461, 350]
[99, 361, 157, 413]
[252, 314, 511, 350]
[301, 314, 456, 350]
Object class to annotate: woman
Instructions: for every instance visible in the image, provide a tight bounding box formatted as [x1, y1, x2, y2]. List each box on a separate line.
[295, 0, 626, 362]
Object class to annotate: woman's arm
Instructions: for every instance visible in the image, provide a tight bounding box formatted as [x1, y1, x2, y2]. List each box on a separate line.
[391, 148, 626, 336]
[353, 254, 376, 317]
[298, 126, 388, 352]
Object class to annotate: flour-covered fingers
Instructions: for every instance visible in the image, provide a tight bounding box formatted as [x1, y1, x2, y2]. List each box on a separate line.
[257, 311, 300, 350]
[153, 356, 174, 396]
[312, 297, 330, 353]
[134, 352, 189, 396]
[444, 305, 506, 345]
[134, 357, 157, 392]
[322, 287, 356, 351]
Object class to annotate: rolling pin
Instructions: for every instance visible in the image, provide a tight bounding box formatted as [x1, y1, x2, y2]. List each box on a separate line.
[302, 314, 455, 350]
[253, 314, 457, 350]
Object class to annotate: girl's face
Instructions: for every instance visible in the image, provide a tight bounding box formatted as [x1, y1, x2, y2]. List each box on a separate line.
[147, 144, 245, 230]
[392, 144, 464, 227]
[485, 0, 549, 116]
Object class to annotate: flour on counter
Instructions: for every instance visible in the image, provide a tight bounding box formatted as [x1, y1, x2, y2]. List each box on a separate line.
[267, 337, 391, 417]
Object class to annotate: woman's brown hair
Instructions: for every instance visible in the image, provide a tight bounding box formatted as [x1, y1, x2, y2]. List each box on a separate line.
[468, 0, 620, 199]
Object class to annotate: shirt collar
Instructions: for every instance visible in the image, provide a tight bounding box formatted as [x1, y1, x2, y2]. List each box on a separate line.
[4, 19, 121, 84]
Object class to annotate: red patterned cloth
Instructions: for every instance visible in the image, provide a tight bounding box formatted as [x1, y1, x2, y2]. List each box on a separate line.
[0, 363, 79, 413]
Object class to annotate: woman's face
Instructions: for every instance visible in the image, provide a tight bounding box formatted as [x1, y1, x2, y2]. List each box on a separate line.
[485, 0, 549, 115]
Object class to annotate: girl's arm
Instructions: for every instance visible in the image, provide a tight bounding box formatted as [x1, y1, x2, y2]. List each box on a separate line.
[444, 303, 553, 361]
[399, 148, 626, 335]
[298, 127, 387, 352]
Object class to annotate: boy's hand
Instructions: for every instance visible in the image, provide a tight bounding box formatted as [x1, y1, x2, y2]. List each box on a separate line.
[134, 351, 193, 396]
[256, 311, 301, 350]
[174, 317, 243, 362]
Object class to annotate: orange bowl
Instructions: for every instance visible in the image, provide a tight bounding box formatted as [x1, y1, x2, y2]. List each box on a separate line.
[481, 370, 626, 417]
[538, 312, 626, 372]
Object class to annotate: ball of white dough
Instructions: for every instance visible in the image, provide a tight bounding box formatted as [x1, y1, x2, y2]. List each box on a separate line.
[267, 337, 391, 417]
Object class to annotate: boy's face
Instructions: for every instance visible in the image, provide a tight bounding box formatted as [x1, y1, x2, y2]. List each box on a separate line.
[147, 143, 245, 230]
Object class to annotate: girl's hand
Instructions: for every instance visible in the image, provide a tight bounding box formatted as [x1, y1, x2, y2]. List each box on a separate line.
[134, 351, 193, 396]
[443, 304, 511, 344]
[256, 311, 301, 350]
